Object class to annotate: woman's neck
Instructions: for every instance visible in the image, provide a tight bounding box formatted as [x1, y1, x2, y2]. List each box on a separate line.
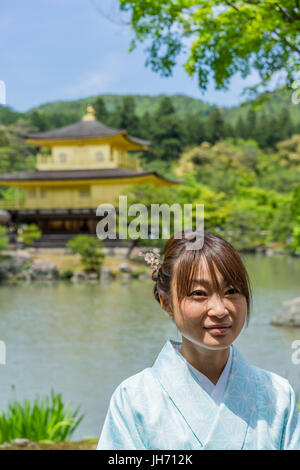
[179, 338, 230, 385]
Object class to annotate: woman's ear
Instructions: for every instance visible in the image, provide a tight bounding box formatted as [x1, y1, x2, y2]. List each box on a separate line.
[158, 293, 174, 318]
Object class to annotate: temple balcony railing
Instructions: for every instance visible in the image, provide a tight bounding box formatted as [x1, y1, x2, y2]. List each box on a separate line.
[36, 153, 140, 171]
[0, 197, 117, 210]
[117, 154, 140, 170]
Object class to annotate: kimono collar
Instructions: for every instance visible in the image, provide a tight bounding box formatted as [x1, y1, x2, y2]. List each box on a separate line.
[172, 341, 233, 404]
[151, 339, 258, 449]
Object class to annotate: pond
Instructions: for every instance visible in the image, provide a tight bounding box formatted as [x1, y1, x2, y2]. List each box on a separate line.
[0, 253, 299, 441]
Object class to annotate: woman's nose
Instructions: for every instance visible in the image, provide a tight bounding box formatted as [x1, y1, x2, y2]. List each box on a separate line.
[207, 294, 228, 317]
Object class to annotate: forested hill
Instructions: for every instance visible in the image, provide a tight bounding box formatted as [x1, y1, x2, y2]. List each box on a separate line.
[0, 86, 299, 128]
[0, 86, 300, 173]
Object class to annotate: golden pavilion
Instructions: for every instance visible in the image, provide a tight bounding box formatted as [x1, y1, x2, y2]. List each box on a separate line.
[0, 105, 182, 246]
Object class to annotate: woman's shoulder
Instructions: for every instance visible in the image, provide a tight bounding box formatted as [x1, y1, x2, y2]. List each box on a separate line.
[249, 361, 295, 402]
[110, 366, 161, 402]
[234, 346, 293, 394]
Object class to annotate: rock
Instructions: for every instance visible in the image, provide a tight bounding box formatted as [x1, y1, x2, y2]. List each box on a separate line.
[100, 267, 116, 280]
[119, 263, 133, 274]
[0, 441, 11, 448]
[87, 272, 99, 281]
[266, 248, 274, 256]
[255, 246, 266, 254]
[71, 271, 87, 282]
[0, 250, 32, 278]
[11, 438, 30, 446]
[28, 262, 59, 280]
[0, 210, 11, 224]
[270, 297, 300, 327]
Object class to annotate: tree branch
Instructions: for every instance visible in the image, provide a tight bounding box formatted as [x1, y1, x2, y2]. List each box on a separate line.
[273, 2, 300, 22]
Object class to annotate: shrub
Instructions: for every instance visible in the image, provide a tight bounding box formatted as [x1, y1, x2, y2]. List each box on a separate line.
[19, 224, 42, 246]
[66, 235, 105, 274]
[60, 268, 74, 280]
[0, 225, 9, 255]
[0, 389, 85, 444]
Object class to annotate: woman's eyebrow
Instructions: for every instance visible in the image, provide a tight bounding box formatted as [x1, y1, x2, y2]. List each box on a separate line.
[190, 279, 229, 287]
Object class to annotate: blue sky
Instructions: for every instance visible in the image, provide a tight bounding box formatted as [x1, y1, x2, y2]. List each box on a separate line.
[0, 0, 260, 112]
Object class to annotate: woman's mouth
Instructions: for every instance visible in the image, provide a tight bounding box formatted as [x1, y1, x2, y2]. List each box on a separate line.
[203, 325, 232, 335]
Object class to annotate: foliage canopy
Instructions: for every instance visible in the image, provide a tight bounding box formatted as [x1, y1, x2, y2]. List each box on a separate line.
[118, 0, 300, 94]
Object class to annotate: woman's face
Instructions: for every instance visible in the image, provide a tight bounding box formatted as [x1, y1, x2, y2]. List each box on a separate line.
[161, 258, 247, 351]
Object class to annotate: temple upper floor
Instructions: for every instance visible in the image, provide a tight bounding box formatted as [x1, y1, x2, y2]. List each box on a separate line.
[26, 105, 150, 172]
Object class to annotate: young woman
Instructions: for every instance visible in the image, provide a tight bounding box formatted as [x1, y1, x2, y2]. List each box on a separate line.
[97, 230, 300, 450]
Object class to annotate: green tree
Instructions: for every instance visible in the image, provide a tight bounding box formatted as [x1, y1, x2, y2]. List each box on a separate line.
[151, 97, 183, 162]
[20, 224, 42, 246]
[93, 97, 109, 124]
[183, 112, 207, 145]
[205, 108, 225, 144]
[115, 96, 140, 135]
[289, 185, 300, 254]
[245, 109, 257, 140]
[278, 108, 294, 141]
[118, 0, 300, 93]
[66, 235, 105, 274]
[0, 128, 9, 146]
[235, 116, 248, 140]
[255, 112, 271, 148]
[0, 225, 9, 254]
[28, 111, 50, 132]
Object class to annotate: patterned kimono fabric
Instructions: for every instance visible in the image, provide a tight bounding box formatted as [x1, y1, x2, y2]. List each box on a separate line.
[97, 340, 300, 450]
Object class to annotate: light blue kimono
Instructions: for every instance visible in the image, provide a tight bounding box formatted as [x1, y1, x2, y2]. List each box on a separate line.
[97, 339, 300, 450]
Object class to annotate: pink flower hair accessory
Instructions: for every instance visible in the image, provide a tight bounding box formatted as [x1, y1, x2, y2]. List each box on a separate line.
[138, 249, 161, 273]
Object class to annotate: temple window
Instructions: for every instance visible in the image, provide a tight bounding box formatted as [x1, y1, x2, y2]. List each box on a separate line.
[28, 189, 36, 198]
[59, 153, 67, 163]
[96, 152, 105, 162]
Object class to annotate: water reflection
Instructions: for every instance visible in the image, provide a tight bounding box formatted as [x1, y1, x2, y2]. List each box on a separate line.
[0, 254, 299, 440]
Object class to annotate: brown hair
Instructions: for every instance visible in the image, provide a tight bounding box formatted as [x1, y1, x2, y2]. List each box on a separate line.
[153, 229, 252, 326]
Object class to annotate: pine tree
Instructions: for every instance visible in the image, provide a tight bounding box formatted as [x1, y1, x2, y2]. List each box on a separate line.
[235, 116, 247, 140]
[183, 112, 207, 145]
[255, 112, 271, 148]
[278, 108, 294, 141]
[28, 111, 50, 131]
[205, 108, 225, 144]
[116, 96, 140, 136]
[94, 97, 109, 124]
[245, 109, 257, 140]
[151, 97, 183, 162]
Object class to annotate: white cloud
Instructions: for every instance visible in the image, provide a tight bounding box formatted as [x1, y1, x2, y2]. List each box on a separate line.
[63, 54, 122, 98]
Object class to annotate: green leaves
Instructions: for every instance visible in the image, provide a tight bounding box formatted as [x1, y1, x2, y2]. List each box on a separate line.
[66, 235, 105, 274]
[20, 223, 42, 246]
[0, 389, 85, 444]
[118, 0, 300, 93]
[0, 225, 9, 252]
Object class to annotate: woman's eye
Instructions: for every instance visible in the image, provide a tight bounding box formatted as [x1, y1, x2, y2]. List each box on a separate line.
[226, 288, 239, 295]
[190, 290, 207, 297]
[189, 288, 239, 298]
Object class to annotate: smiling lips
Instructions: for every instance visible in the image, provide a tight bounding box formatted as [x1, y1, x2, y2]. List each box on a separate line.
[203, 325, 232, 335]
[204, 325, 232, 329]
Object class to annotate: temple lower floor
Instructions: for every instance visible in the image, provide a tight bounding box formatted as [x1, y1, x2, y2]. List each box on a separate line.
[7, 208, 126, 247]
[11, 209, 100, 234]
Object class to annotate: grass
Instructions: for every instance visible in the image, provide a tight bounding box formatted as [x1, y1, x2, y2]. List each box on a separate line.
[0, 389, 85, 445]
